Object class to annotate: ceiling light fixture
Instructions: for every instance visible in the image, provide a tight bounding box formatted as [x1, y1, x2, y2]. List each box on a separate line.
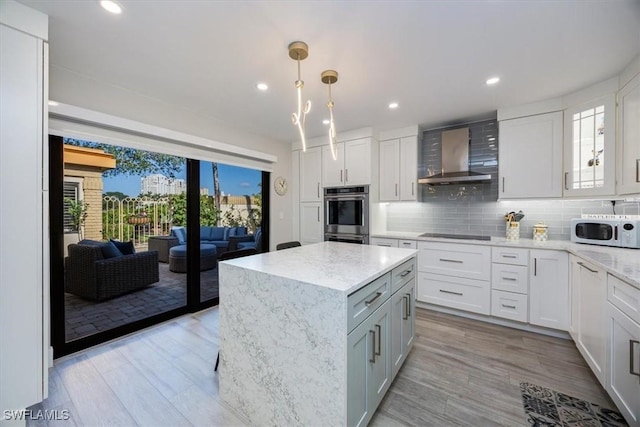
[322, 119, 330, 125]
[321, 70, 339, 160]
[288, 41, 311, 151]
[389, 102, 399, 109]
[256, 82, 268, 91]
[100, 0, 122, 14]
[486, 77, 500, 85]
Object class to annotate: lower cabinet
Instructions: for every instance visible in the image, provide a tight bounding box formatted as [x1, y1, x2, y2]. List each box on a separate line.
[606, 274, 640, 425]
[529, 250, 569, 330]
[391, 280, 416, 379]
[572, 256, 607, 386]
[347, 259, 416, 427]
[347, 300, 391, 427]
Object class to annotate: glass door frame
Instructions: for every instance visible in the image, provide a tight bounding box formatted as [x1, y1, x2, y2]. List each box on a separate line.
[49, 136, 270, 358]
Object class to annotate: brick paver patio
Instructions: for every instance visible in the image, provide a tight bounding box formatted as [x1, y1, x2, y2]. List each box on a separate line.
[64, 263, 219, 341]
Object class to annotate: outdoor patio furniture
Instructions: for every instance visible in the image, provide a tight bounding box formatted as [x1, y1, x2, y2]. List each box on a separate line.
[65, 243, 159, 301]
[168, 244, 218, 273]
[148, 235, 179, 263]
[170, 226, 247, 253]
[228, 228, 263, 252]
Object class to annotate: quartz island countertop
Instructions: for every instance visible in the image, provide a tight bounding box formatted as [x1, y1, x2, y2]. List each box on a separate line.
[218, 241, 417, 426]
[220, 240, 417, 294]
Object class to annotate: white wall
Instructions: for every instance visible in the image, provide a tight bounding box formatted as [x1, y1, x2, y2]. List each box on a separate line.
[50, 67, 293, 249]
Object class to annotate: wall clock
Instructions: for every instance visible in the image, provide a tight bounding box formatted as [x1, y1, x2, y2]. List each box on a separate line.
[274, 176, 288, 196]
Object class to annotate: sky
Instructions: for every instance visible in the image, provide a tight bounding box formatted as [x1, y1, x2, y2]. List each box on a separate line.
[103, 161, 261, 197]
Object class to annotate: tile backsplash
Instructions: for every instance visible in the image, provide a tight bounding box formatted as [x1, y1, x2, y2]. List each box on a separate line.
[385, 199, 640, 241]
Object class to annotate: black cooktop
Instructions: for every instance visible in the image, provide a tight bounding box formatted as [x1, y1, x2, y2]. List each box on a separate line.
[418, 232, 491, 241]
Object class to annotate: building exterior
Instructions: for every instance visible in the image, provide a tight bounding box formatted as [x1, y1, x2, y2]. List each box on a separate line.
[141, 174, 186, 195]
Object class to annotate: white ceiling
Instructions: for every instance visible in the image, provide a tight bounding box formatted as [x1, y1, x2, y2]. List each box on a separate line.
[18, 0, 640, 143]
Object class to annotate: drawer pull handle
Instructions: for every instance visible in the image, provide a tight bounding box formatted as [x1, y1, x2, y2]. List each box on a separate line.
[439, 289, 463, 296]
[631, 340, 640, 377]
[369, 330, 376, 363]
[502, 255, 517, 259]
[375, 324, 382, 357]
[501, 304, 517, 309]
[405, 293, 412, 317]
[400, 270, 411, 277]
[402, 295, 409, 320]
[402, 242, 412, 246]
[439, 258, 463, 264]
[577, 261, 598, 274]
[502, 277, 517, 281]
[365, 292, 382, 306]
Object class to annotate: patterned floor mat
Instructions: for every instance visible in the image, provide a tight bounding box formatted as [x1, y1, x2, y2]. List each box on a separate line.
[520, 382, 628, 427]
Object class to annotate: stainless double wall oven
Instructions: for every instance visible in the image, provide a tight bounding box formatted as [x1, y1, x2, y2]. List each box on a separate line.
[324, 185, 369, 244]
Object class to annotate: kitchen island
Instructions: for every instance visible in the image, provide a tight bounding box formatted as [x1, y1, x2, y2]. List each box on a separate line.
[218, 242, 418, 426]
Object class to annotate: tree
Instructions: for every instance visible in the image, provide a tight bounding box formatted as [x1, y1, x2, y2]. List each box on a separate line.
[65, 138, 183, 177]
[103, 191, 128, 200]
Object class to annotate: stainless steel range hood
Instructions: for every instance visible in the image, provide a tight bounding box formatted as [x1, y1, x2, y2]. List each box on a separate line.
[418, 127, 492, 185]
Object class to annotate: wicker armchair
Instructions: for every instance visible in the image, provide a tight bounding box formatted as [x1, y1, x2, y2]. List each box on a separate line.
[65, 244, 159, 301]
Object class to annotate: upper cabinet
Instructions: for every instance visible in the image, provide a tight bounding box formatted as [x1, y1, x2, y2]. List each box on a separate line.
[617, 73, 640, 195]
[379, 136, 418, 202]
[563, 94, 616, 197]
[322, 138, 372, 188]
[299, 146, 322, 202]
[499, 111, 564, 199]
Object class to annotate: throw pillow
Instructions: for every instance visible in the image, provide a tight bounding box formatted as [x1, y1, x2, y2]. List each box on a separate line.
[101, 240, 123, 259]
[172, 227, 187, 244]
[109, 239, 135, 255]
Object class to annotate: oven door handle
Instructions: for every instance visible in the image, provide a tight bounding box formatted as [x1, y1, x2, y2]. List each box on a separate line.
[324, 195, 367, 201]
[325, 233, 366, 241]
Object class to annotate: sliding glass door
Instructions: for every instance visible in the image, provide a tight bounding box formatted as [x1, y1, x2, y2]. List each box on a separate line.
[50, 136, 268, 357]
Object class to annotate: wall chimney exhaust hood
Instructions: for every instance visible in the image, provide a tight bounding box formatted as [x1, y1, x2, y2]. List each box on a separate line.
[418, 127, 492, 185]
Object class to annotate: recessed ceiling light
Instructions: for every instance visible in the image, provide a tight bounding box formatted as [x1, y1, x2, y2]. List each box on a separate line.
[388, 102, 399, 109]
[322, 119, 330, 125]
[486, 77, 500, 85]
[48, 101, 59, 106]
[256, 82, 268, 91]
[100, 1, 122, 14]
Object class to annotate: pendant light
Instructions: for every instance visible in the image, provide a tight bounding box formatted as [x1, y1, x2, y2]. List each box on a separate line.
[321, 70, 338, 160]
[288, 41, 311, 151]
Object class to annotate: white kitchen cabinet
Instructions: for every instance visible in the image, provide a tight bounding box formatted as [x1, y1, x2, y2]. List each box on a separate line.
[379, 136, 418, 201]
[499, 111, 563, 199]
[491, 247, 529, 323]
[370, 237, 399, 248]
[299, 146, 322, 202]
[607, 274, 640, 426]
[529, 250, 569, 330]
[0, 2, 48, 414]
[347, 298, 392, 427]
[617, 73, 640, 195]
[569, 255, 581, 339]
[322, 138, 371, 187]
[573, 256, 607, 386]
[563, 94, 616, 197]
[299, 202, 323, 245]
[391, 273, 415, 379]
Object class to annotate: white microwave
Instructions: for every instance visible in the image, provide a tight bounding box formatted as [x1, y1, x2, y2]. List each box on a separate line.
[570, 218, 640, 249]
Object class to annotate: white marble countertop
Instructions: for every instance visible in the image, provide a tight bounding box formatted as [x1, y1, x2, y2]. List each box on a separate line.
[221, 241, 417, 294]
[371, 231, 640, 289]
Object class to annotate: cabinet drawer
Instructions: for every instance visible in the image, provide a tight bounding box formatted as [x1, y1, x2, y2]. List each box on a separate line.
[491, 264, 528, 294]
[348, 272, 391, 333]
[491, 247, 529, 266]
[391, 258, 416, 294]
[398, 240, 417, 249]
[608, 274, 640, 324]
[369, 238, 398, 248]
[417, 272, 490, 315]
[417, 242, 490, 281]
[491, 290, 528, 323]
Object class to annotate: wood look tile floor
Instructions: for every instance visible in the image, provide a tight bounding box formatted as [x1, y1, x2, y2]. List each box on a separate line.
[29, 307, 615, 426]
